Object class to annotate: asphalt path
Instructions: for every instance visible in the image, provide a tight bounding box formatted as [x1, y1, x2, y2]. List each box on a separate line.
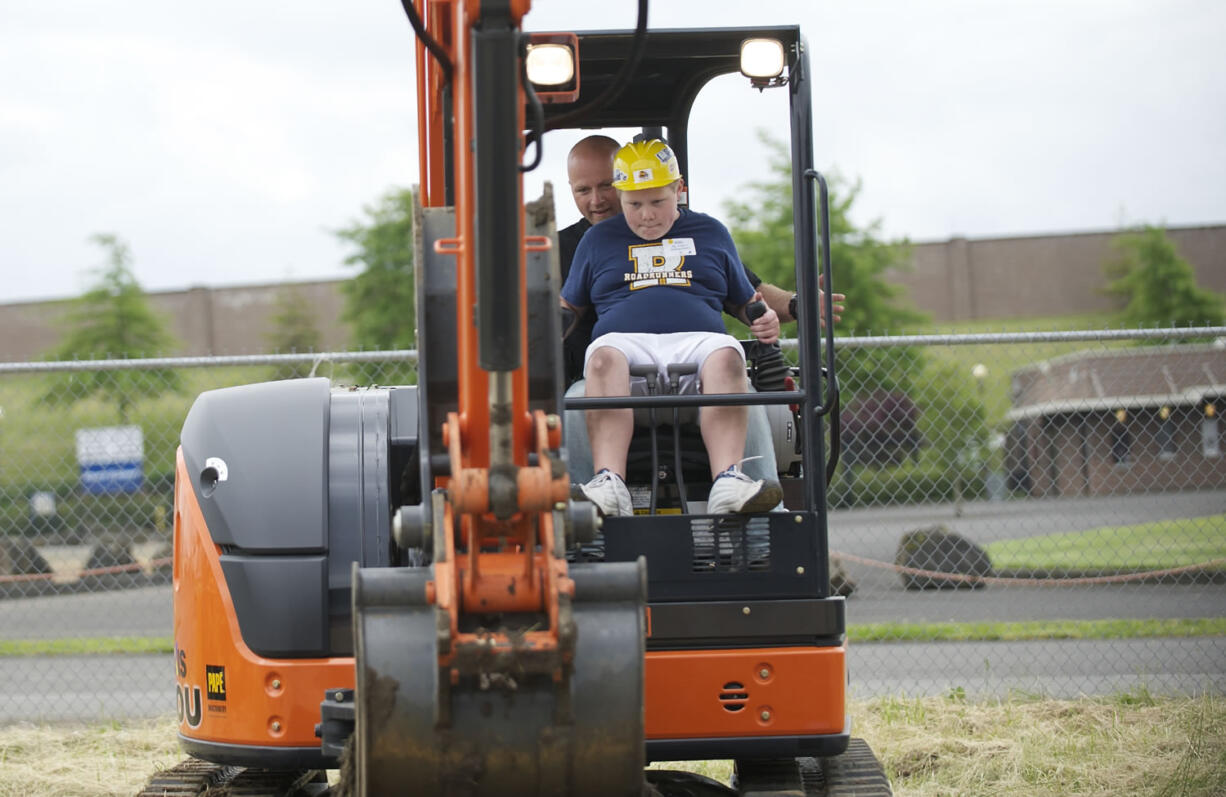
[848, 637, 1226, 699]
[0, 584, 171, 641]
[0, 653, 171, 722]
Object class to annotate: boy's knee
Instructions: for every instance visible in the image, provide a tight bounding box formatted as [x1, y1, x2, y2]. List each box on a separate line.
[701, 348, 747, 389]
[586, 346, 628, 377]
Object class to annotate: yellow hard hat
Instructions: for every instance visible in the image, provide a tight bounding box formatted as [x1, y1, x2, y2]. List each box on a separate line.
[612, 139, 682, 191]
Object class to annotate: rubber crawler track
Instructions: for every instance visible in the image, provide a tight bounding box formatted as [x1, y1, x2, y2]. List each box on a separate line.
[136, 758, 327, 797]
[141, 742, 890, 796]
[801, 738, 894, 796]
[649, 738, 892, 797]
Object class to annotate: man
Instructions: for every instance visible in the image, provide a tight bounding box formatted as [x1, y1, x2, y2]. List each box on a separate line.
[558, 135, 622, 385]
[560, 140, 782, 516]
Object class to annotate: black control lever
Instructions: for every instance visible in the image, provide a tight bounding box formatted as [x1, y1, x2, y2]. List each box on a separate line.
[666, 363, 699, 514]
[629, 364, 659, 515]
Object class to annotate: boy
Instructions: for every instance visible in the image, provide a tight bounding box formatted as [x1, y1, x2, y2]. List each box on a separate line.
[560, 140, 781, 516]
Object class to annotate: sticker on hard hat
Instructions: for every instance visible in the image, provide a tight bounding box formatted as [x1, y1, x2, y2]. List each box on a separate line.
[661, 238, 696, 256]
[613, 168, 628, 184]
[655, 148, 673, 163]
[633, 168, 654, 184]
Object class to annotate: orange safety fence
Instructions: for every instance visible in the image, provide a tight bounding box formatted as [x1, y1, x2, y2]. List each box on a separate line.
[0, 556, 173, 584]
[832, 551, 1226, 587]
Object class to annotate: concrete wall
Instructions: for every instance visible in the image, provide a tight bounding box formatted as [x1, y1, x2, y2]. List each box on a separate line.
[898, 224, 1226, 322]
[0, 280, 351, 360]
[2, 223, 1223, 361]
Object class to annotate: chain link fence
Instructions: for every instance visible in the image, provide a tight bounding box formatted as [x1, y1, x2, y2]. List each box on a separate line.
[1, 330, 1223, 721]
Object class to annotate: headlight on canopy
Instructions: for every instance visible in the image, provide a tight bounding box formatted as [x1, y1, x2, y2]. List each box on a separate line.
[739, 38, 786, 87]
[526, 43, 575, 87]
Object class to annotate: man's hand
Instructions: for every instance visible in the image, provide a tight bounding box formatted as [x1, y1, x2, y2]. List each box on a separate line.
[744, 292, 780, 344]
[818, 274, 845, 326]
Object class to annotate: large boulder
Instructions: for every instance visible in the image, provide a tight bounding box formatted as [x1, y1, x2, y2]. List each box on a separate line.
[0, 538, 52, 576]
[0, 538, 54, 596]
[895, 525, 993, 590]
[829, 555, 856, 597]
[86, 543, 136, 572]
[83, 543, 141, 589]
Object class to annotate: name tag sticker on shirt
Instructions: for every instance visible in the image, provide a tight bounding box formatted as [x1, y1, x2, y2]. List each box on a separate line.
[661, 237, 696, 256]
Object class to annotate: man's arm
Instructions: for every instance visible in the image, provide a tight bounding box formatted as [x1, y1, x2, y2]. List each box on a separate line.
[559, 297, 588, 340]
[764, 276, 846, 325]
[757, 282, 794, 321]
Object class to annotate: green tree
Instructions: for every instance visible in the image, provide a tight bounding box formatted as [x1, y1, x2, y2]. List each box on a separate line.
[265, 284, 322, 380]
[337, 186, 416, 383]
[1105, 225, 1224, 333]
[722, 131, 928, 397]
[44, 234, 181, 424]
[722, 133, 998, 508]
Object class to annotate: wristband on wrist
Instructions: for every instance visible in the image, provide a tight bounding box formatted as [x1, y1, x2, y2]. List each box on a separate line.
[787, 293, 798, 321]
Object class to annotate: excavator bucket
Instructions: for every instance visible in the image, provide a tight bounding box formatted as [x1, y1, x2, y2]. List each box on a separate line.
[353, 561, 646, 795]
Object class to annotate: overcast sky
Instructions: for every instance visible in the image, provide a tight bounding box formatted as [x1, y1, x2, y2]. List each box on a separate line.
[2, 1, 1223, 303]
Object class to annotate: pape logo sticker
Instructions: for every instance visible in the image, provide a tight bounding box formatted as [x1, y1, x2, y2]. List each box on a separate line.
[206, 665, 227, 702]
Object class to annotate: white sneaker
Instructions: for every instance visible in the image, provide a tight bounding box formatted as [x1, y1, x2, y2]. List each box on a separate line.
[578, 469, 633, 517]
[706, 465, 783, 515]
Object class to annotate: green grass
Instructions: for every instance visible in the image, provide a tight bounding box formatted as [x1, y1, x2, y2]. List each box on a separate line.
[11, 616, 1225, 657]
[0, 365, 278, 496]
[1, 363, 380, 501]
[918, 311, 1123, 335]
[987, 515, 1226, 572]
[0, 636, 173, 657]
[848, 617, 1226, 643]
[911, 311, 1129, 427]
[795, 310, 1134, 430]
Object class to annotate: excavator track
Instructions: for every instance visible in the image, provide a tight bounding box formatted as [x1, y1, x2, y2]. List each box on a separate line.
[650, 738, 892, 797]
[800, 738, 894, 796]
[137, 758, 328, 797]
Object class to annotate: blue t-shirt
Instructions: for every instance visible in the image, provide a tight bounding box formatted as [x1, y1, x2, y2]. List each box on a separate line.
[561, 208, 756, 340]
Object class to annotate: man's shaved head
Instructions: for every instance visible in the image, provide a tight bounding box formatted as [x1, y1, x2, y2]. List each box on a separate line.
[568, 134, 620, 166]
[567, 135, 622, 225]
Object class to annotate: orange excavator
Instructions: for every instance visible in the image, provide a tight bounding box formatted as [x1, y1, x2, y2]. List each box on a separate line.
[142, 1, 891, 794]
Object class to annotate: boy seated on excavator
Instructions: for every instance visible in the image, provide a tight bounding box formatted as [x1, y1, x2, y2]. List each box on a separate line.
[561, 134, 802, 509]
[560, 139, 784, 516]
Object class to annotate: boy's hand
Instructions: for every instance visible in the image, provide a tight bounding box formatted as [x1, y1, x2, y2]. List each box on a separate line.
[747, 292, 780, 344]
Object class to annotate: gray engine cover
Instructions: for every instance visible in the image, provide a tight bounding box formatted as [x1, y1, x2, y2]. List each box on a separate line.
[180, 378, 415, 657]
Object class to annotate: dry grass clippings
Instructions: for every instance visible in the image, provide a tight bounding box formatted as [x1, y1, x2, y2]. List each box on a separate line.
[0, 694, 1222, 797]
[853, 692, 1226, 796]
[0, 717, 179, 797]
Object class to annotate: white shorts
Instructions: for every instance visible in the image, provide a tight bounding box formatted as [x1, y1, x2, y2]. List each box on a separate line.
[583, 331, 745, 394]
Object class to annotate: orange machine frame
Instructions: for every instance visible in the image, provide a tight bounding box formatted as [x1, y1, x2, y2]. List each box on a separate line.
[172, 450, 354, 748]
[413, 0, 575, 686]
